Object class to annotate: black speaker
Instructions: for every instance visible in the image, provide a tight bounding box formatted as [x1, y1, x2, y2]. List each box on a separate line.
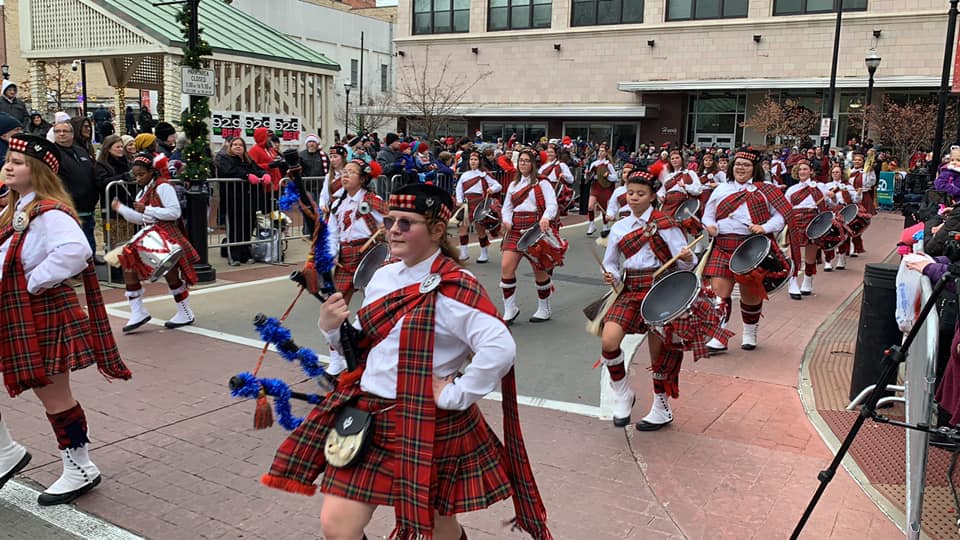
[849, 263, 901, 401]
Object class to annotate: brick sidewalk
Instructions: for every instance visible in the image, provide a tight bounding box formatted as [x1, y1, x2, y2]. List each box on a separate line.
[3, 213, 907, 539]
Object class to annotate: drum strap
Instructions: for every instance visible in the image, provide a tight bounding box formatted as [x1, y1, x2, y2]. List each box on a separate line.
[510, 181, 546, 215]
[788, 185, 826, 211]
[618, 217, 673, 263]
[461, 174, 488, 194]
[716, 189, 771, 225]
[850, 170, 864, 189]
[665, 172, 689, 192]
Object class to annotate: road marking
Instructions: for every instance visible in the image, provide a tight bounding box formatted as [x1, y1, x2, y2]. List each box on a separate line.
[0, 480, 143, 540]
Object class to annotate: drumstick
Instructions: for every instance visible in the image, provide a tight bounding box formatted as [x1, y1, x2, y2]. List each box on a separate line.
[590, 244, 622, 294]
[694, 237, 713, 278]
[359, 229, 383, 253]
[653, 234, 705, 280]
[450, 202, 468, 225]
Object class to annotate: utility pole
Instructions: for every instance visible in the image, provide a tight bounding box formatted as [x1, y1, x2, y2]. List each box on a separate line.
[930, 0, 960, 178]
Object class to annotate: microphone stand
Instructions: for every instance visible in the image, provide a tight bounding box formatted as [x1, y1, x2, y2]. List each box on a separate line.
[791, 271, 956, 538]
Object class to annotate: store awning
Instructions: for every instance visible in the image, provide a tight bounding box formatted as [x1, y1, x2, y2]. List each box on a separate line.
[618, 76, 939, 93]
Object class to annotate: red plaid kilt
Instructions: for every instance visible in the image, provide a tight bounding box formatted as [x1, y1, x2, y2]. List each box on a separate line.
[704, 234, 749, 279]
[660, 191, 689, 218]
[321, 395, 513, 515]
[788, 208, 818, 271]
[502, 212, 537, 252]
[334, 240, 367, 294]
[590, 182, 614, 209]
[25, 284, 97, 377]
[603, 270, 654, 335]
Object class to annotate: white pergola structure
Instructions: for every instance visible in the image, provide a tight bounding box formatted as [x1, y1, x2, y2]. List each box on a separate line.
[19, 0, 340, 139]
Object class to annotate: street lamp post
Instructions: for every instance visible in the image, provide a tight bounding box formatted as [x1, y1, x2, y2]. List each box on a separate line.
[72, 59, 88, 117]
[862, 50, 881, 141]
[930, 0, 960, 178]
[822, 0, 844, 154]
[344, 83, 352, 138]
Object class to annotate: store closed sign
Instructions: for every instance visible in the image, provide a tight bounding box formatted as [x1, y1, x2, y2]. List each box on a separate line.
[182, 68, 215, 96]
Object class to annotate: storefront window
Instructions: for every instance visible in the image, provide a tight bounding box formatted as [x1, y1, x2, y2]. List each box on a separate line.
[563, 122, 639, 152]
[481, 122, 548, 144]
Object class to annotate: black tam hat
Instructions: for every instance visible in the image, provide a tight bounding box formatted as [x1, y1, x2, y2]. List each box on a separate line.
[388, 183, 454, 222]
[9, 134, 61, 173]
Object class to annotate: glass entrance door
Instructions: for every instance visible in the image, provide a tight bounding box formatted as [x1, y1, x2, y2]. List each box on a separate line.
[694, 133, 734, 151]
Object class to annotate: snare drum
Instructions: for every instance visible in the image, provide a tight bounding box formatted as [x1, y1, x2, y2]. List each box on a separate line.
[471, 197, 503, 234]
[806, 211, 847, 250]
[729, 234, 793, 296]
[840, 203, 871, 238]
[640, 271, 732, 357]
[517, 226, 568, 271]
[352, 242, 391, 290]
[118, 225, 184, 282]
[673, 198, 702, 236]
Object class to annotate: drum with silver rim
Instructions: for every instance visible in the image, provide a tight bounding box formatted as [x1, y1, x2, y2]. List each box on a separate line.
[806, 211, 847, 250]
[729, 234, 793, 295]
[352, 242, 391, 289]
[128, 226, 184, 282]
[517, 226, 568, 271]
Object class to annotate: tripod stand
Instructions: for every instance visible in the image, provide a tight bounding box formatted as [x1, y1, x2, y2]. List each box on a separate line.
[792, 272, 955, 539]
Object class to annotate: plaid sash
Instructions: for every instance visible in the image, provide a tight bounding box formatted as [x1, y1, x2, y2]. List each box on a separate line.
[754, 182, 793, 221]
[715, 188, 772, 225]
[840, 189, 854, 204]
[850, 170, 864, 189]
[263, 256, 551, 540]
[0, 201, 130, 397]
[510, 179, 547, 216]
[788, 184, 826, 211]
[462, 173, 489, 194]
[617, 211, 675, 263]
[665, 171, 691, 191]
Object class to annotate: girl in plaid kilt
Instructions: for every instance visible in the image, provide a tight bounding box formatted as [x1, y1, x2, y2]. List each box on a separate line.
[599, 170, 697, 431]
[320, 145, 347, 214]
[267, 183, 551, 540]
[500, 148, 559, 324]
[113, 153, 200, 333]
[0, 134, 131, 507]
[822, 164, 860, 270]
[847, 152, 875, 255]
[539, 144, 575, 220]
[327, 159, 386, 305]
[701, 149, 787, 351]
[454, 151, 501, 263]
[658, 150, 703, 218]
[784, 160, 831, 299]
[584, 143, 617, 237]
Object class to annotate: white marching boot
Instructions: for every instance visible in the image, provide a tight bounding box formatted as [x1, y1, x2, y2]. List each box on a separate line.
[835, 254, 846, 270]
[122, 289, 152, 333]
[0, 420, 30, 490]
[502, 293, 520, 325]
[458, 245, 470, 262]
[823, 259, 833, 272]
[586, 221, 597, 236]
[477, 246, 489, 263]
[600, 223, 611, 238]
[706, 303, 729, 353]
[788, 276, 802, 300]
[800, 274, 814, 296]
[636, 393, 673, 431]
[37, 445, 101, 506]
[165, 285, 196, 329]
[741, 323, 758, 351]
[529, 297, 552, 323]
[609, 375, 635, 428]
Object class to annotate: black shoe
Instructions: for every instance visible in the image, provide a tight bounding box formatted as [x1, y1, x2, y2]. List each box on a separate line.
[613, 396, 636, 428]
[790, 293, 802, 300]
[164, 318, 195, 329]
[600, 229, 610, 238]
[37, 475, 101, 506]
[823, 267, 833, 272]
[122, 316, 152, 334]
[0, 451, 31, 491]
[635, 418, 672, 432]
[850, 253, 859, 258]
[801, 291, 812, 296]
[741, 343, 756, 351]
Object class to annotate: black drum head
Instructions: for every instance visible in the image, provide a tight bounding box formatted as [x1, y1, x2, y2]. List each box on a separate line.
[729, 235, 770, 275]
[675, 198, 700, 221]
[640, 271, 701, 326]
[806, 211, 835, 240]
[353, 243, 391, 289]
[472, 199, 491, 223]
[839, 204, 858, 225]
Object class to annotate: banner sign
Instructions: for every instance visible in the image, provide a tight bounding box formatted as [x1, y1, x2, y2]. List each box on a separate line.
[210, 111, 302, 147]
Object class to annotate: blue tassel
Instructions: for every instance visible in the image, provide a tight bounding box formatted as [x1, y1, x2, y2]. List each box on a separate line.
[253, 316, 329, 382]
[229, 372, 323, 431]
[278, 181, 300, 212]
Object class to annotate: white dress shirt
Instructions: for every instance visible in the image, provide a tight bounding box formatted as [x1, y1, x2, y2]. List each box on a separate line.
[501, 176, 558, 225]
[539, 160, 574, 186]
[327, 188, 384, 257]
[602, 206, 696, 281]
[784, 180, 830, 210]
[322, 249, 516, 410]
[0, 192, 91, 294]
[702, 180, 785, 235]
[714, 170, 728, 183]
[606, 185, 629, 219]
[455, 170, 502, 204]
[319, 170, 343, 210]
[117, 181, 181, 225]
[658, 169, 703, 199]
[848, 168, 877, 190]
[823, 181, 861, 205]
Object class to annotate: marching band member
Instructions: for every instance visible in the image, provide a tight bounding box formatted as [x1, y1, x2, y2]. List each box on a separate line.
[605, 160, 636, 221]
[847, 152, 875, 255]
[113, 152, 200, 332]
[714, 155, 729, 183]
[263, 183, 552, 540]
[699, 153, 721, 209]
[702, 150, 787, 351]
[454, 150, 501, 263]
[822, 164, 859, 270]
[784, 160, 830, 299]
[771, 155, 787, 186]
[539, 143, 575, 220]
[584, 143, 617, 237]
[327, 158, 386, 305]
[0, 134, 131, 505]
[319, 145, 347, 214]
[599, 170, 696, 430]
[657, 150, 702, 217]
[500, 148, 558, 324]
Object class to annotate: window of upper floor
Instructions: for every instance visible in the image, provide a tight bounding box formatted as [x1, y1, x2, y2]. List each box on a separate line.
[571, 0, 644, 26]
[666, 0, 748, 21]
[773, 0, 866, 16]
[488, 0, 552, 31]
[413, 0, 470, 35]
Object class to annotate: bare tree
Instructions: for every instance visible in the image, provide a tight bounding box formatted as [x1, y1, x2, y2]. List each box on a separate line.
[27, 62, 80, 113]
[337, 92, 396, 135]
[852, 97, 950, 162]
[395, 51, 491, 142]
[741, 94, 820, 147]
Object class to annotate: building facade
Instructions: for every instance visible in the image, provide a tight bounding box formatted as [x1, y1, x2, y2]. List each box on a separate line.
[395, 0, 947, 150]
[232, 0, 398, 143]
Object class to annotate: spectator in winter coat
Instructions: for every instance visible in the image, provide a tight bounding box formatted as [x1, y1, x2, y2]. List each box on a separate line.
[53, 120, 100, 252]
[215, 136, 267, 264]
[70, 116, 96, 157]
[375, 132, 403, 177]
[0, 81, 29, 127]
[247, 126, 281, 192]
[125, 106, 137, 135]
[155, 122, 177, 158]
[46, 112, 71, 142]
[299, 134, 329, 178]
[0, 112, 22, 166]
[25, 110, 51, 137]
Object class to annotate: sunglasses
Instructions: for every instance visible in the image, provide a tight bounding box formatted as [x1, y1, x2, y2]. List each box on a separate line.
[383, 216, 427, 232]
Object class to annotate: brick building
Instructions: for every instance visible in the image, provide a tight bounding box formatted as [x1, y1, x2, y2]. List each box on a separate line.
[395, 0, 946, 150]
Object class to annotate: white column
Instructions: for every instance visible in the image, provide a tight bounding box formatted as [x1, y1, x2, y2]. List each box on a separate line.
[162, 54, 182, 124]
[29, 60, 46, 113]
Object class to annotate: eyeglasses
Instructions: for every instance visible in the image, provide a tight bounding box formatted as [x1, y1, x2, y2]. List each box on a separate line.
[53, 129, 72, 134]
[383, 216, 426, 232]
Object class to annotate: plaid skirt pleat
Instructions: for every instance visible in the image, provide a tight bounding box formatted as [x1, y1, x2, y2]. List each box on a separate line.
[660, 191, 688, 218]
[321, 395, 513, 515]
[603, 270, 655, 334]
[28, 284, 96, 377]
[704, 234, 749, 279]
[334, 240, 367, 293]
[789, 208, 818, 270]
[502, 212, 538, 252]
[590, 183, 614, 209]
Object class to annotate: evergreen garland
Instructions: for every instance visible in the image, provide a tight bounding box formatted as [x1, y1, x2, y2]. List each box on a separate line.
[176, 2, 213, 183]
